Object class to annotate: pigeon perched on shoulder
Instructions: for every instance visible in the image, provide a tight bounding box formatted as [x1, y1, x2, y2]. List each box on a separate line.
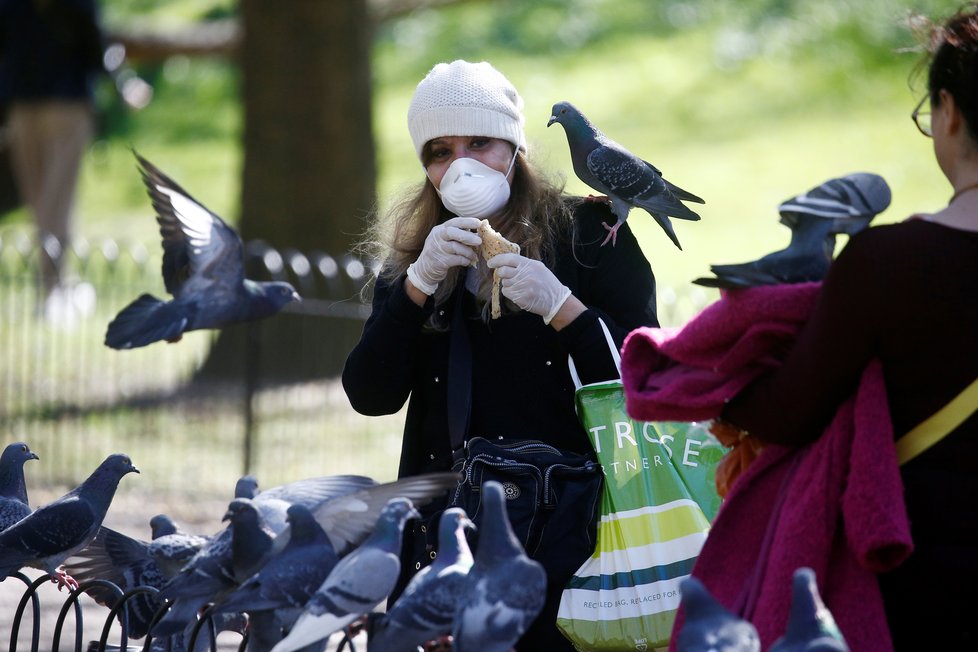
[548, 100, 704, 248]
[452, 481, 546, 652]
[0, 453, 139, 590]
[768, 568, 849, 652]
[104, 152, 300, 349]
[675, 575, 760, 652]
[368, 507, 475, 652]
[270, 497, 421, 652]
[693, 173, 890, 288]
[0, 441, 39, 532]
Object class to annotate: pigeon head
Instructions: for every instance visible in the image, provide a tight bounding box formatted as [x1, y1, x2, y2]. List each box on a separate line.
[223, 497, 262, 525]
[235, 474, 260, 499]
[547, 101, 598, 137]
[1, 442, 39, 467]
[150, 514, 179, 538]
[244, 280, 301, 319]
[677, 575, 761, 652]
[0, 442, 39, 501]
[769, 568, 849, 652]
[285, 503, 331, 544]
[778, 172, 891, 234]
[91, 454, 140, 485]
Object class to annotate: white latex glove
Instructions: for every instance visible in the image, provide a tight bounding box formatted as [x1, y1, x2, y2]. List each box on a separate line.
[486, 252, 572, 324]
[406, 216, 482, 295]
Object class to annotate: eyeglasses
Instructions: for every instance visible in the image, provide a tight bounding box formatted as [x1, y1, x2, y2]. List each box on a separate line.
[912, 95, 932, 137]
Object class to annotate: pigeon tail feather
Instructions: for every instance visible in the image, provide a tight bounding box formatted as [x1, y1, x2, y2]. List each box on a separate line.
[104, 294, 189, 349]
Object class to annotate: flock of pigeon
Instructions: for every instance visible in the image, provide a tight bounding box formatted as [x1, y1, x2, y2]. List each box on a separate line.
[0, 441, 551, 652]
[4, 101, 891, 651]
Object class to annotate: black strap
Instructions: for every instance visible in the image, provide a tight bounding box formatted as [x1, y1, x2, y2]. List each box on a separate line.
[446, 287, 472, 455]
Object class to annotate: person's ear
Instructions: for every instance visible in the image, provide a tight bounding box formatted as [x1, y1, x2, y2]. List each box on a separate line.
[938, 88, 963, 137]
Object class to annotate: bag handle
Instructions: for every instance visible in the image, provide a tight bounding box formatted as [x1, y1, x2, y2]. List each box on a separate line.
[896, 375, 978, 465]
[447, 288, 471, 455]
[567, 317, 622, 390]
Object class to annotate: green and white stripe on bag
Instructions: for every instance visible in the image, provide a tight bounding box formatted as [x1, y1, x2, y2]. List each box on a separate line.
[557, 380, 723, 652]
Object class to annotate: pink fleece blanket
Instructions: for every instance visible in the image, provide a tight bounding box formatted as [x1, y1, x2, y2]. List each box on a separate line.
[620, 285, 912, 651]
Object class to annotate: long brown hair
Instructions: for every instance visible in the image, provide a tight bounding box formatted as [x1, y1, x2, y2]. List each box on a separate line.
[360, 151, 573, 319]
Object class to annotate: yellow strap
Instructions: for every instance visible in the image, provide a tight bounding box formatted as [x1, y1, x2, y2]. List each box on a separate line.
[896, 376, 978, 465]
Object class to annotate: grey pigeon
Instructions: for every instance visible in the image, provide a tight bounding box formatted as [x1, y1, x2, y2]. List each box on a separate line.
[0, 453, 139, 589]
[153, 497, 275, 637]
[211, 503, 340, 652]
[368, 507, 475, 652]
[694, 173, 890, 288]
[0, 441, 39, 532]
[104, 152, 300, 349]
[675, 576, 760, 652]
[270, 497, 421, 652]
[451, 481, 546, 652]
[147, 514, 211, 579]
[768, 568, 849, 652]
[548, 100, 704, 248]
[64, 514, 204, 639]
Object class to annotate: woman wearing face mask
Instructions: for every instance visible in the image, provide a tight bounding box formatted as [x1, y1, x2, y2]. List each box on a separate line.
[342, 60, 658, 649]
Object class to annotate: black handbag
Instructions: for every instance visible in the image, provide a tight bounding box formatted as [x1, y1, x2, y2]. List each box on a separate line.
[448, 435, 602, 580]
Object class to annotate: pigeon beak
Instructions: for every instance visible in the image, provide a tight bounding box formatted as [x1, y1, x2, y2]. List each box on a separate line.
[29, 452, 39, 461]
[291, 290, 301, 303]
[131, 465, 140, 474]
[547, 115, 557, 127]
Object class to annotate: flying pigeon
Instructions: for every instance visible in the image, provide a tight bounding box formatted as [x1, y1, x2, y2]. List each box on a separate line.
[675, 575, 760, 652]
[153, 497, 276, 637]
[104, 152, 300, 350]
[768, 568, 849, 652]
[693, 173, 890, 288]
[0, 441, 39, 532]
[451, 481, 546, 652]
[270, 497, 421, 652]
[64, 514, 203, 639]
[0, 453, 139, 590]
[547, 100, 704, 248]
[368, 507, 475, 652]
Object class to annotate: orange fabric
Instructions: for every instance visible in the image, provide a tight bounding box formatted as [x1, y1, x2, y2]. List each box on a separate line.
[710, 419, 764, 498]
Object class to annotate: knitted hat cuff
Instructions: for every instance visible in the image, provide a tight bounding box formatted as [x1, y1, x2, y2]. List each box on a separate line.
[409, 106, 525, 159]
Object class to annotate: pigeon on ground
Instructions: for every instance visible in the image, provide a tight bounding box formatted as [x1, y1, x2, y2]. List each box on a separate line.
[104, 152, 300, 349]
[451, 481, 546, 652]
[64, 514, 203, 639]
[675, 575, 760, 652]
[768, 568, 849, 652]
[0, 441, 39, 532]
[153, 497, 275, 637]
[548, 100, 704, 248]
[693, 173, 890, 288]
[270, 497, 421, 652]
[0, 453, 139, 589]
[368, 507, 475, 652]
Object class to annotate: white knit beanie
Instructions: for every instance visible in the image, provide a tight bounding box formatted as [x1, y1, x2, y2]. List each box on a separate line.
[408, 60, 527, 161]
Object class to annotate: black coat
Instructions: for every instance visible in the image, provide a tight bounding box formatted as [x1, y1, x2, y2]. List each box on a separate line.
[343, 200, 658, 478]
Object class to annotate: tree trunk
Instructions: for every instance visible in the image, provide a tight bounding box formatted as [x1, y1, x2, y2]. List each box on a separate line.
[198, 0, 375, 382]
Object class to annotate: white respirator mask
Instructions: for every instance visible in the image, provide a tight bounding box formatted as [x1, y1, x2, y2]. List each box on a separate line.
[430, 149, 518, 219]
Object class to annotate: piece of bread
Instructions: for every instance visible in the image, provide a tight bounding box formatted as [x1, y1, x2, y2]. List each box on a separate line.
[478, 220, 519, 319]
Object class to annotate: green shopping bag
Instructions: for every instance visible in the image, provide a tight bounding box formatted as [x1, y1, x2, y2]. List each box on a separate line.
[556, 378, 724, 652]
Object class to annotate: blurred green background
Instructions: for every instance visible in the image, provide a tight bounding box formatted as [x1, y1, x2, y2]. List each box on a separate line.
[2, 0, 955, 298]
